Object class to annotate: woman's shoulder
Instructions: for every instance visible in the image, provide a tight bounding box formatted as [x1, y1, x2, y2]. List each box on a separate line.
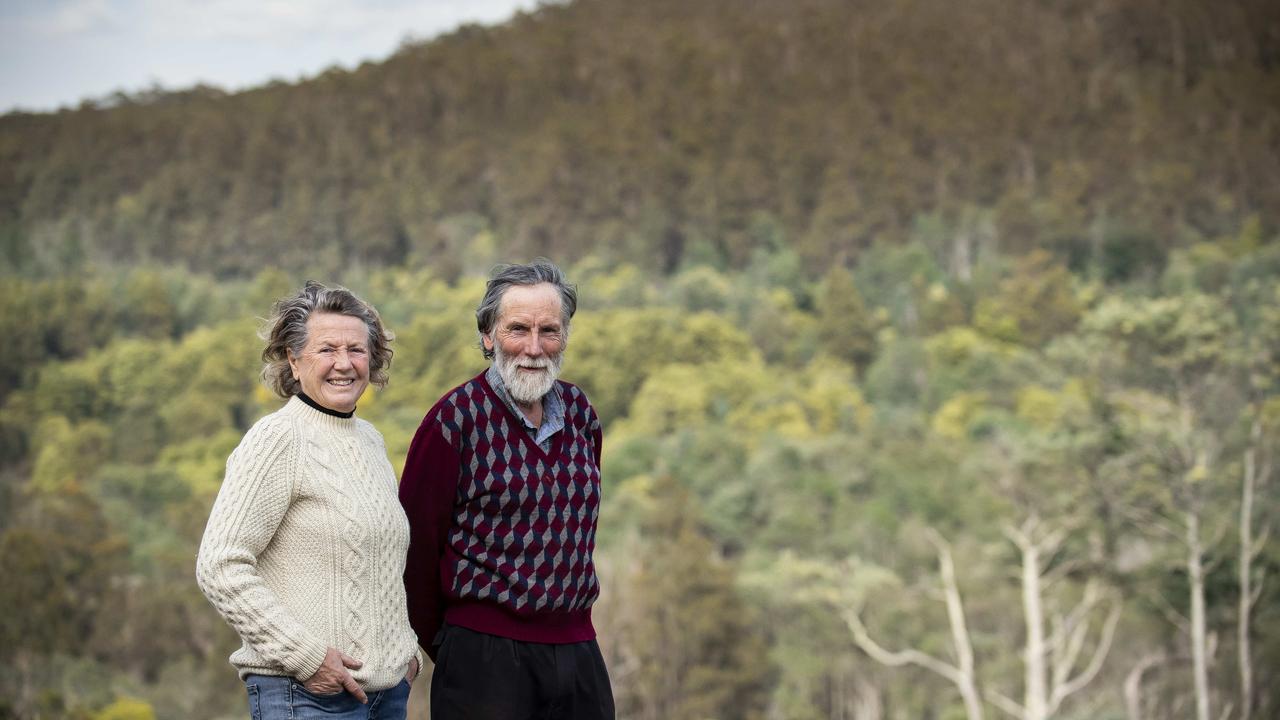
[236, 404, 303, 451]
[353, 417, 387, 444]
[222, 405, 303, 484]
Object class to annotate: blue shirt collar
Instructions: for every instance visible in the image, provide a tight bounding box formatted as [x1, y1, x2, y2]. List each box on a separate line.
[485, 365, 566, 448]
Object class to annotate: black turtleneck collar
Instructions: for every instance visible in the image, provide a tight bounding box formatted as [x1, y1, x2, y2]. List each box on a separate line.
[297, 391, 355, 418]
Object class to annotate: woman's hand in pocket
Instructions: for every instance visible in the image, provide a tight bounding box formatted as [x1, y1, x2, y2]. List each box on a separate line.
[302, 647, 367, 703]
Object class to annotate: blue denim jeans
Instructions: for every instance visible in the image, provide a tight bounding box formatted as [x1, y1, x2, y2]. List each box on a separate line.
[244, 675, 411, 720]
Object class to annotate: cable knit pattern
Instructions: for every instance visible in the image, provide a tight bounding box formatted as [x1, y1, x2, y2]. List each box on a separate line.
[197, 396, 421, 691]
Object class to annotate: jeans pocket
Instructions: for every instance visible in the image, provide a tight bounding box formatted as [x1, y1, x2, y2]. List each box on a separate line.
[377, 679, 412, 719]
[291, 682, 362, 716]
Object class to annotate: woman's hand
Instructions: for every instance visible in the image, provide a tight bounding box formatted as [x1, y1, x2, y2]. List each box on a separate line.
[303, 647, 367, 703]
[406, 656, 420, 683]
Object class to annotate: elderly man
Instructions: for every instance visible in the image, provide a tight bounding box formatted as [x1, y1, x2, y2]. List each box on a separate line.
[399, 260, 614, 720]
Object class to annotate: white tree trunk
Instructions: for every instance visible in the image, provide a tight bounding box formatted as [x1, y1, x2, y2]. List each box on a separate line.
[1239, 426, 1256, 720]
[843, 529, 984, 720]
[999, 519, 1121, 720]
[852, 677, 883, 720]
[1188, 511, 1211, 720]
[1016, 523, 1049, 720]
[1238, 413, 1270, 720]
[1124, 653, 1166, 720]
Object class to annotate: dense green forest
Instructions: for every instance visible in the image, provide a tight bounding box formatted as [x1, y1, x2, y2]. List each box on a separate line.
[2, 0, 1279, 719]
[4, 0, 1279, 278]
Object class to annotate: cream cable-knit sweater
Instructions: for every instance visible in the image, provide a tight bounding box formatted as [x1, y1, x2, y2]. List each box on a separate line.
[197, 396, 421, 690]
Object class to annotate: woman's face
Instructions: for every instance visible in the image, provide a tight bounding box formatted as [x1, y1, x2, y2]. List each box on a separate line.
[287, 312, 370, 413]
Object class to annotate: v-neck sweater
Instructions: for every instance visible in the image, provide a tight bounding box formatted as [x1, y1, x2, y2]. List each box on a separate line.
[399, 371, 603, 650]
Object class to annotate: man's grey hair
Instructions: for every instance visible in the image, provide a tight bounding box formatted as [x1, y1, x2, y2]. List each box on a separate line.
[476, 259, 577, 360]
[260, 280, 394, 398]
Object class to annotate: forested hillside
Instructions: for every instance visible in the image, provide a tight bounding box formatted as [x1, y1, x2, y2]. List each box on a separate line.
[2, 1, 1279, 719]
[3, 0, 1278, 278]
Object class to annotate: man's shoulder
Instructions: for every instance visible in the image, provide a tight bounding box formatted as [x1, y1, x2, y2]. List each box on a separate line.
[435, 372, 486, 406]
[420, 371, 491, 425]
[555, 379, 597, 415]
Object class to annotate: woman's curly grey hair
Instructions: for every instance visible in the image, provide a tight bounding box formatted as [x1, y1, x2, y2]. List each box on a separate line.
[475, 259, 577, 360]
[260, 281, 394, 399]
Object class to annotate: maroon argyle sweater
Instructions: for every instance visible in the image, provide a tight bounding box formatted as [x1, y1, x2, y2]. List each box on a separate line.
[399, 371, 602, 652]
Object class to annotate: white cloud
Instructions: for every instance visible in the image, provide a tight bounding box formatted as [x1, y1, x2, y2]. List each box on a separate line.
[135, 0, 536, 43]
[31, 0, 118, 35]
[1, 0, 538, 112]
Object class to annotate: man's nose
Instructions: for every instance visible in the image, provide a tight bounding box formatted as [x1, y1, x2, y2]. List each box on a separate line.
[333, 349, 353, 368]
[523, 332, 545, 356]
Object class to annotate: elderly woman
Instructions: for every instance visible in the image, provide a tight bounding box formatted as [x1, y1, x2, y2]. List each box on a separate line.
[197, 281, 422, 720]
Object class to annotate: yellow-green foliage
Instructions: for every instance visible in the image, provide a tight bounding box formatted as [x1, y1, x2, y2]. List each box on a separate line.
[94, 697, 156, 720]
[1, 0, 1279, 714]
[3, 201, 1279, 720]
[931, 391, 989, 440]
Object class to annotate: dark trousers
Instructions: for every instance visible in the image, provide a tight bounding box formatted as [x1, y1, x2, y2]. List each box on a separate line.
[430, 624, 615, 720]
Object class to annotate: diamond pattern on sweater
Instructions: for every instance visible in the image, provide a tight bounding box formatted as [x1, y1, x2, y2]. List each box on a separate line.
[439, 379, 602, 616]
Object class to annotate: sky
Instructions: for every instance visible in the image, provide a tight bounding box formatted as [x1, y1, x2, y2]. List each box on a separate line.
[0, 0, 540, 114]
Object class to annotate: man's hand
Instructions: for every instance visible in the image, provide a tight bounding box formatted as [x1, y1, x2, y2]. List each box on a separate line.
[302, 647, 367, 703]
[406, 656, 420, 683]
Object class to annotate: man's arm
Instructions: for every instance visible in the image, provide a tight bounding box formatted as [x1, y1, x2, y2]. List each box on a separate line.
[589, 403, 603, 474]
[399, 413, 462, 661]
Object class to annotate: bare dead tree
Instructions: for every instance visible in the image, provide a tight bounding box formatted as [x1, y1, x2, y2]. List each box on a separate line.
[1238, 413, 1272, 720]
[842, 528, 984, 720]
[986, 516, 1122, 720]
[1175, 383, 1221, 720]
[1124, 652, 1167, 720]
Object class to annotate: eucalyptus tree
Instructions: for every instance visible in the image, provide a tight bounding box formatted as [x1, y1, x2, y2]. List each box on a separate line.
[1080, 292, 1245, 720]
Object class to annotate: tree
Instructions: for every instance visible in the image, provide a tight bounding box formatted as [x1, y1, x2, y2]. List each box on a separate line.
[973, 250, 1082, 347]
[0, 489, 126, 718]
[842, 529, 985, 720]
[840, 521, 1119, 720]
[988, 518, 1121, 720]
[597, 474, 770, 720]
[816, 265, 879, 373]
[1082, 293, 1243, 720]
[1233, 285, 1280, 720]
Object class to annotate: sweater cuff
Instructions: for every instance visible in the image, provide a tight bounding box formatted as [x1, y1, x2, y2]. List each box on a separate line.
[282, 637, 330, 681]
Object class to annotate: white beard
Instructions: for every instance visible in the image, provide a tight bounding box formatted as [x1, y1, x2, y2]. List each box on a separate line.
[493, 343, 563, 405]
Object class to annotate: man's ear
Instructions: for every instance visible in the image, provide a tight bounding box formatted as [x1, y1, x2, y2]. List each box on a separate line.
[481, 333, 494, 352]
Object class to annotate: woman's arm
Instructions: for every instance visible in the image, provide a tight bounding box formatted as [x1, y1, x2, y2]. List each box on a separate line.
[196, 416, 330, 681]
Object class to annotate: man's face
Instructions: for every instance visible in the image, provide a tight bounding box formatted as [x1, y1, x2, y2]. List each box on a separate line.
[484, 283, 566, 405]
